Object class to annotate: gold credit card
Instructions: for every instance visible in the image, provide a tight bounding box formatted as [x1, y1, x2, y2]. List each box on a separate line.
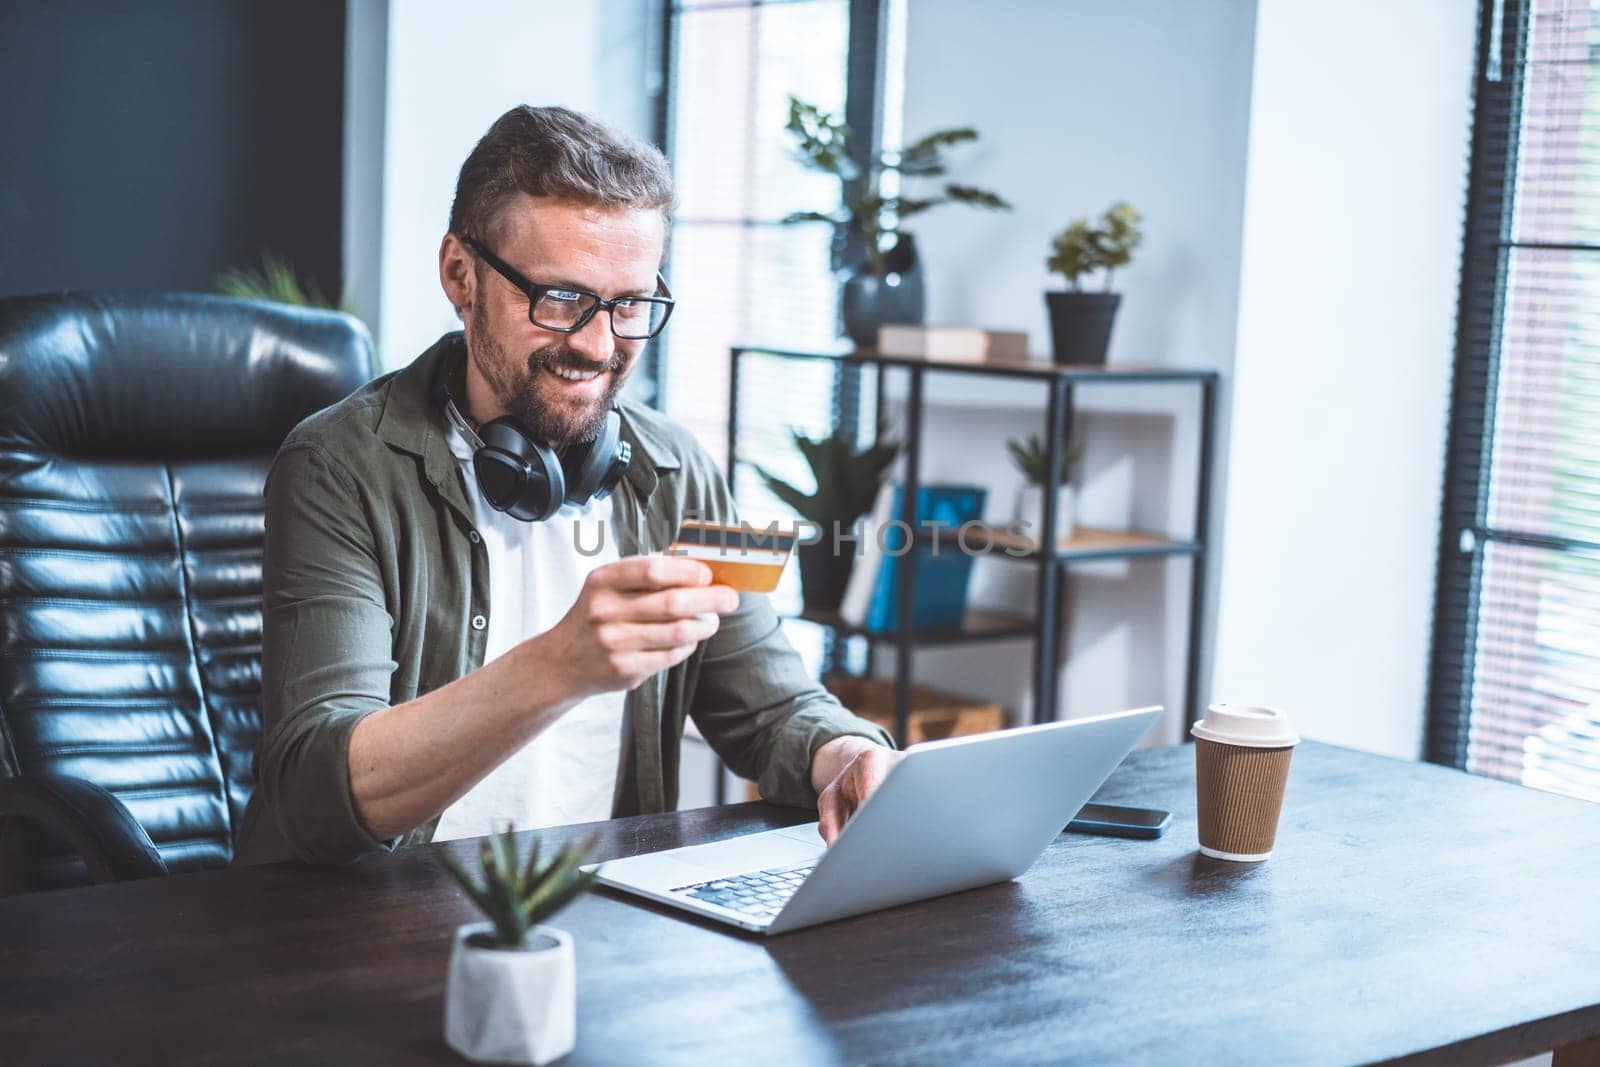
[666, 521, 796, 593]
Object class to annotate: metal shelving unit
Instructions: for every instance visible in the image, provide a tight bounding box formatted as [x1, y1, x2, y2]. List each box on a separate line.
[726, 344, 1220, 750]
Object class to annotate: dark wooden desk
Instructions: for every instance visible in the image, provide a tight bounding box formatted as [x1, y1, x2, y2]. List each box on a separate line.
[3, 741, 1599, 1065]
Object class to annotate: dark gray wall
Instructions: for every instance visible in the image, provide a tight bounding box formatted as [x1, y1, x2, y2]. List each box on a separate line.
[0, 0, 344, 299]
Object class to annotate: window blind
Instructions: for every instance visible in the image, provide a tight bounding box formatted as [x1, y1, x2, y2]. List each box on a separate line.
[1429, 0, 1600, 803]
[659, 0, 852, 481]
[658, 0, 893, 626]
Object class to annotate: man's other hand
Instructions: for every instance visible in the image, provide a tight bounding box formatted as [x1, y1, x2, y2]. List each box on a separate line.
[540, 555, 740, 700]
[812, 737, 903, 845]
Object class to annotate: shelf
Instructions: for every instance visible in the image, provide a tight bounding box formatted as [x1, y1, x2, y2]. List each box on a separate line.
[732, 344, 1219, 384]
[971, 525, 1204, 562]
[727, 336, 1219, 737]
[898, 523, 1201, 562]
[785, 607, 1036, 646]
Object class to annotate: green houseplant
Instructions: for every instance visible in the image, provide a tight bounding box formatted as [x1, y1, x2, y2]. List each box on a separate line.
[1007, 435, 1084, 545]
[781, 95, 1011, 346]
[436, 829, 597, 1065]
[216, 253, 342, 310]
[752, 427, 899, 610]
[1044, 202, 1143, 365]
[214, 253, 375, 339]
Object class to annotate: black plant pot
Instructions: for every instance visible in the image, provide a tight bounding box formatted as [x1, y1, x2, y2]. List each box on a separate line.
[841, 234, 926, 347]
[1045, 291, 1122, 365]
[796, 540, 855, 613]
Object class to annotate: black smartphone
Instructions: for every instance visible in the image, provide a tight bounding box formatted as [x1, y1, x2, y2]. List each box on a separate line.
[1065, 802, 1172, 840]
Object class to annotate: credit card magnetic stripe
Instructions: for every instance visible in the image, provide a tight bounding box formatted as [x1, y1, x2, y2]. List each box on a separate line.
[669, 542, 791, 565]
[671, 522, 797, 555]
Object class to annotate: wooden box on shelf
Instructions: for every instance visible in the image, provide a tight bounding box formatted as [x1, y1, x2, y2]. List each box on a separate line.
[823, 675, 1005, 745]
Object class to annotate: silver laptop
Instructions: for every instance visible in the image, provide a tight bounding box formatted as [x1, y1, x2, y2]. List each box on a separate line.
[585, 705, 1161, 935]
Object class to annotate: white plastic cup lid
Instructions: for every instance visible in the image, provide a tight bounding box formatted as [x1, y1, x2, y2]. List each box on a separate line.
[1191, 703, 1300, 748]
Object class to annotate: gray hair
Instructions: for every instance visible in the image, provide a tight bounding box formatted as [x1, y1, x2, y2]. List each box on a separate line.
[448, 105, 676, 242]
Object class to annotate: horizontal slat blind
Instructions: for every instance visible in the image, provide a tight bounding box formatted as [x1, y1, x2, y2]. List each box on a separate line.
[1468, 541, 1600, 798]
[1429, 0, 1600, 803]
[659, 0, 851, 483]
[659, 0, 879, 631]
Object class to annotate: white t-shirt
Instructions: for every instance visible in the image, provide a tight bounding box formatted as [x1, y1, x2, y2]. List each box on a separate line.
[432, 407, 626, 842]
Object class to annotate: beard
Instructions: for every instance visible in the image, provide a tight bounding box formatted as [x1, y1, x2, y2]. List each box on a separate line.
[468, 299, 631, 447]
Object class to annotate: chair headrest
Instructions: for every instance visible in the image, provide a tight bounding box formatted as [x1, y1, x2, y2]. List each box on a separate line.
[0, 291, 375, 459]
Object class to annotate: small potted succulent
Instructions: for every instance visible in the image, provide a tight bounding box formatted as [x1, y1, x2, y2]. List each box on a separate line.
[1044, 202, 1143, 365]
[753, 427, 899, 611]
[1007, 435, 1084, 546]
[781, 95, 1012, 346]
[436, 829, 597, 1066]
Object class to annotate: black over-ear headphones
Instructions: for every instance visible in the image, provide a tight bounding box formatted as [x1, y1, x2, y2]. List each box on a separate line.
[435, 342, 632, 522]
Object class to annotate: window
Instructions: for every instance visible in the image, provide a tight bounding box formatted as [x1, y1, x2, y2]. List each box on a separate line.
[653, 2, 896, 797]
[654, 0, 889, 467]
[653, 0, 893, 622]
[1428, 0, 1600, 802]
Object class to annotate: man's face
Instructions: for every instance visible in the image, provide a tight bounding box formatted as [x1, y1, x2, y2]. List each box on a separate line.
[445, 194, 666, 446]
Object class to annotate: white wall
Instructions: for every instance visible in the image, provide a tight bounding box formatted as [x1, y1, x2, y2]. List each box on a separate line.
[895, 0, 1475, 759]
[893, 0, 1259, 744]
[1210, 0, 1476, 758]
[362, 0, 653, 367]
[343, 0, 387, 337]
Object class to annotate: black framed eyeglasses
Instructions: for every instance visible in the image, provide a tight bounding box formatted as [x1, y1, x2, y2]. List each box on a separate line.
[462, 235, 675, 340]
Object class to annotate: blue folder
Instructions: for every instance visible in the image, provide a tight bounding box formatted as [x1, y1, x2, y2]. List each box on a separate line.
[864, 484, 986, 632]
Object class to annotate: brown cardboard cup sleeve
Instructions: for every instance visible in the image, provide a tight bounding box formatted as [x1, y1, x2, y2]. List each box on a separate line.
[1191, 704, 1300, 861]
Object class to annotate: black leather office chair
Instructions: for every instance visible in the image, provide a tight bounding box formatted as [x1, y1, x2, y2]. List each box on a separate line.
[0, 292, 373, 892]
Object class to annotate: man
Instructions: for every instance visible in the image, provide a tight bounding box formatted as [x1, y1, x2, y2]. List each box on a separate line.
[234, 105, 897, 866]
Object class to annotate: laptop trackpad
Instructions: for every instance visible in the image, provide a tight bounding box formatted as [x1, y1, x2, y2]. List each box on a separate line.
[598, 823, 822, 887]
[672, 824, 824, 876]
[771, 821, 825, 846]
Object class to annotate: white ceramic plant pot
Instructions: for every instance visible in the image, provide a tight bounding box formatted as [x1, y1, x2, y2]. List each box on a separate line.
[444, 922, 576, 1066]
[1016, 485, 1076, 546]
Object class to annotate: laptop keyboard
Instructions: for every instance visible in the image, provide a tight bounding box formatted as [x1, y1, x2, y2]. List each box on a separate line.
[671, 862, 816, 922]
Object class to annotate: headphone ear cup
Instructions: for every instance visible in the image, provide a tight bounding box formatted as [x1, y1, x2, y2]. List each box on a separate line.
[474, 418, 565, 522]
[560, 409, 625, 506]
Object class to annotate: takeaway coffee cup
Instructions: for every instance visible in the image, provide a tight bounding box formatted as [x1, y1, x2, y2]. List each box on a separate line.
[1190, 704, 1300, 861]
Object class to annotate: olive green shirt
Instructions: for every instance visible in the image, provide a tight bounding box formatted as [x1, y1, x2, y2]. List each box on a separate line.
[234, 333, 892, 866]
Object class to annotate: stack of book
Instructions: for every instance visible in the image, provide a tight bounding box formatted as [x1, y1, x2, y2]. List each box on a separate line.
[875, 324, 1031, 362]
[839, 483, 987, 632]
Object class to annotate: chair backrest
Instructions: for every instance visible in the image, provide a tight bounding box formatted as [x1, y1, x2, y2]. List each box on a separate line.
[0, 291, 373, 886]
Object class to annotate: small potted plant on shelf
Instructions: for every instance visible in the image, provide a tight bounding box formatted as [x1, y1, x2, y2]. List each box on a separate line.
[1044, 201, 1143, 365]
[435, 828, 597, 1066]
[781, 95, 1012, 346]
[1007, 434, 1083, 547]
[752, 427, 899, 611]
